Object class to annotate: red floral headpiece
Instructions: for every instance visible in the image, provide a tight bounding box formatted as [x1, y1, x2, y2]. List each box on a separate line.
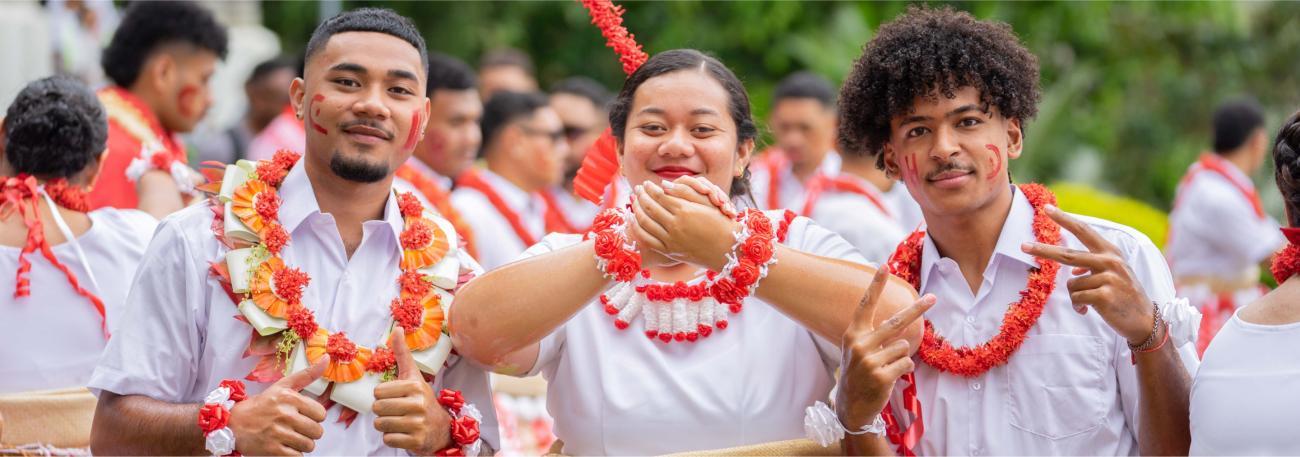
[573, 0, 647, 204]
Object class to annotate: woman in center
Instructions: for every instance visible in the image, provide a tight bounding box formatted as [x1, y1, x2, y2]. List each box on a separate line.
[452, 49, 920, 454]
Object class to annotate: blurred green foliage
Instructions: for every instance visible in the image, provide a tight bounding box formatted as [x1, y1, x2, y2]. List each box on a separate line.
[1050, 181, 1169, 248]
[262, 0, 1300, 212]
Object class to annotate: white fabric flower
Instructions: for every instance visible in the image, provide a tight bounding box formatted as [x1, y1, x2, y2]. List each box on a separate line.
[203, 386, 231, 405]
[1162, 296, 1202, 347]
[205, 427, 236, 456]
[803, 401, 843, 447]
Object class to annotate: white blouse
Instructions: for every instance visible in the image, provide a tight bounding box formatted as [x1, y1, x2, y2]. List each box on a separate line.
[520, 212, 864, 455]
[0, 207, 157, 394]
[1191, 308, 1300, 455]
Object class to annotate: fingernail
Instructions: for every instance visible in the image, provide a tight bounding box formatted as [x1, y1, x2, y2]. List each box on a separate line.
[1020, 242, 1034, 251]
[660, 180, 677, 189]
[1045, 204, 1059, 213]
[635, 184, 644, 193]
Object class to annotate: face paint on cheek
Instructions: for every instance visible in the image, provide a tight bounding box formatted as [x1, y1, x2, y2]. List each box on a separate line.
[403, 109, 422, 151]
[308, 94, 328, 135]
[177, 85, 199, 119]
[901, 154, 920, 185]
[985, 144, 1003, 180]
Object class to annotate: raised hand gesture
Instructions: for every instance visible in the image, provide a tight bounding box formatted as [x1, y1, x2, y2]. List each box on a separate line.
[373, 327, 451, 454]
[228, 356, 329, 455]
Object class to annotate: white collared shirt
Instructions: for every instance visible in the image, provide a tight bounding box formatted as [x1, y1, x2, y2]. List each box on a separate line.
[750, 151, 841, 211]
[450, 169, 547, 270]
[89, 162, 499, 455]
[808, 174, 908, 264]
[0, 208, 156, 394]
[1166, 158, 1283, 280]
[899, 186, 1199, 456]
[520, 213, 862, 455]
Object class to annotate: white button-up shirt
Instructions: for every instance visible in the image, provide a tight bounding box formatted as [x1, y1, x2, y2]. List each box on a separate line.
[808, 174, 907, 264]
[1166, 157, 1283, 280]
[899, 186, 1199, 455]
[521, 213, 860, 455]
[750, 151, 841, 211]
[450, 169, 546, 270]
[89, 162, 498, 455]
[1, 208, 156, 394]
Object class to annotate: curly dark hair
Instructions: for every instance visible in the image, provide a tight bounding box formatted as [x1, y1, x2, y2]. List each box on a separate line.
[102, 1, 228, 88]
[837, 5, 1040, 166]
[3, 75, 108, 179]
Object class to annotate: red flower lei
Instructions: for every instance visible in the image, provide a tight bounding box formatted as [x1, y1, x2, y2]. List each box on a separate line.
[885, 183, 1061, 377]
[1270, 227, 1300, 283]
[202, 150, 456, 389]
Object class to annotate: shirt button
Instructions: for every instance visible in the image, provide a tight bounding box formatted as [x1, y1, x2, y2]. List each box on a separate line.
[965, 315, 976, 324]
[971, 382, 982, 391]
[972, 449, 982, 456]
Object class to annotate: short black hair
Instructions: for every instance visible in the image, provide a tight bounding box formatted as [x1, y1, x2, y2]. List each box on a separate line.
[304, 8, 428, 74]
[481, 91, 549, 154]
[247, 56, 298, 85]
[1273, 110, 1300, 226]
[479, 48, 535, 74]
[772, 71, 835, 108]
[551, 76, 613, 110]
[427, 52, 478, 94]
[3, 75, 108, 179]
[838, 5, 1040, 164]
[102, 1, 228, 88]
[1212, 98, 1266, 154]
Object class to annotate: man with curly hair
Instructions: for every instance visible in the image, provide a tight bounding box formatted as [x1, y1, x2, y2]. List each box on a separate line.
[834, 6, 1199, 455]
[89, 1, 226, 219]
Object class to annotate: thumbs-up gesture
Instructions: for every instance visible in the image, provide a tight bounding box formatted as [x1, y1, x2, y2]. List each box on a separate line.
[228, 356, 329, 455]
[374, 327, 452, 454]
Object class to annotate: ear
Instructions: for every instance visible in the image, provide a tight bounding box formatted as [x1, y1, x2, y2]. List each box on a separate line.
[734, 137, 755, 177]
[150, 53, 177, 92]
[1005, 117, 1024, 160]
[882, 143, 900, 177]
[289, 78, 307, 120]
[421, 96, 432, 135]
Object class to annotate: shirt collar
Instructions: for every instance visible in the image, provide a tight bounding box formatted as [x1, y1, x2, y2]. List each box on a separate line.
[404, 157, 453, 189]
[920, 186, 1038, 284]
[276, 159, 406, 241]
[479, 168, 535, 213]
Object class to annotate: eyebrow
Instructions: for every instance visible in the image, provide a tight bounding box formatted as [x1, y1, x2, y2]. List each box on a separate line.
[328, 63, 420, 84]
[899, 104, 987, 126]
[636, 107, 721, 116]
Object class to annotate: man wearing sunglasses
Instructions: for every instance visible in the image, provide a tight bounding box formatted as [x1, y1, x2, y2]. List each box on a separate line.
[546, 77, 614, 231]
[452, 91, 569, 269]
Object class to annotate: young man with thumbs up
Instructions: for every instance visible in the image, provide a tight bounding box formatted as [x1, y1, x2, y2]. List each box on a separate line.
[86, 8, 497, 455]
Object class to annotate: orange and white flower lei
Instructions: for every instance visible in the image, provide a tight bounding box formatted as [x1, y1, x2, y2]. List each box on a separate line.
[201, 150, 463, 422]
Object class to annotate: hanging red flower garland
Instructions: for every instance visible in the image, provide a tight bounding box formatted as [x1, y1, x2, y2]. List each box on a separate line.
[885, 183, 1062, 377]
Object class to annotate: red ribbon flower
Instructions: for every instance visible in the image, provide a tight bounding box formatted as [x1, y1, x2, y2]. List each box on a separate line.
[730, 261, 761, 288]
[218, 380, 247, 402]
[711, 278, 745, 306]
[450, 416, 480, 446]
[197, 403, 231, 433]
[437, 389, 466, 411]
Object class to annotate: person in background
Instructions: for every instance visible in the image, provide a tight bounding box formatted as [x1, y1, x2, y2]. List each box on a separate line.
[750, 72, 842, 211]
[452, 91, 568, 270]
[89, 0, 226, 219]
[195, 56, 297, 164]
[1166, 98, 1283, 354]
[478, 48, 537, 101]
[544, 76, 614, 231]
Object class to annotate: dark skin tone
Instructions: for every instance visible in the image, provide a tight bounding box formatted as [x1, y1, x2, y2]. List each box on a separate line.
[90, 31, 450, 456]
[841, 86, 1190, 455]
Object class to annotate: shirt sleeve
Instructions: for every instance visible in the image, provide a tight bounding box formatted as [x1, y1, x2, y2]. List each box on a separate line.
[783, 214, 872, 370]
[517, 233, 583, 377]
[88, 217, 207, 402]
[1182, 181, 1285, 264]
[1104, 222, 1201, 435]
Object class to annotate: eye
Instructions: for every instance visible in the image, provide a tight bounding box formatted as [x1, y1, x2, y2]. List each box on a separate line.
[333, 78, 360, 88]
[389, 86, 415, 96]
[958, 117, 982, 128]
[639, 124, 666, 134]
[691, 126, 716, 135]
[906, 126, 929, 138]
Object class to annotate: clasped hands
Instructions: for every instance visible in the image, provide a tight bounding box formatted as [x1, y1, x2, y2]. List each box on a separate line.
[629, 176, 741, 271]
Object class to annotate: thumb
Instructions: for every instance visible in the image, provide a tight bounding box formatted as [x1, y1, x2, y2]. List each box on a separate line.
[390, 327, 418, 380]
[277, 354, 329, 391]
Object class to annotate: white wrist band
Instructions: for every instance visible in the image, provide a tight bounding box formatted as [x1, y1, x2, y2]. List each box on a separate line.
[804, 401, 886, 447]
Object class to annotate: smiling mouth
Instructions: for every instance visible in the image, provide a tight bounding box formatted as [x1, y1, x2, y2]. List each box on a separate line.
[653, 167, 697, 180]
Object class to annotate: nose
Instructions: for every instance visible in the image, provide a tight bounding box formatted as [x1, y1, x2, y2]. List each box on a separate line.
[351, 86, 390, 120]
[658, 128, 693, 158]
[929, 126, 961, 161]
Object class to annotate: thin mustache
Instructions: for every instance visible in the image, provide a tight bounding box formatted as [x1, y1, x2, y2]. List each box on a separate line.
[925, 161, 977, 180]
[339, 119, 394, 140]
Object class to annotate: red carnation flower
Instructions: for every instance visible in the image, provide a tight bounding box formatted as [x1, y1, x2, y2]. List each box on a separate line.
[326, 332, 358, 363]
[390, 296, 424, 332]
[287, 306, 318, 339]
[254, 190, 282, 222]
[272, 150, 301, 170]
[401, 219, 435, 250]
[197, 403, 230, 433]
[367, 347, 397, 373]
[397, 192, 424, 218]
[256, 162, 286, 188]
[271, 267, 310, 304]
[262, 223, 290, 255]
[400, 271, 432, 298]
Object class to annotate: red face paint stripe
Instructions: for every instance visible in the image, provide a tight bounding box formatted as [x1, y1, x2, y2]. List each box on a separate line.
[902, 154, 920, 185]
[985, 144, 1003, 180]
[308, 94, 328, 135]
[403, 109, 422, 151]
[177, 85, 199, 119]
